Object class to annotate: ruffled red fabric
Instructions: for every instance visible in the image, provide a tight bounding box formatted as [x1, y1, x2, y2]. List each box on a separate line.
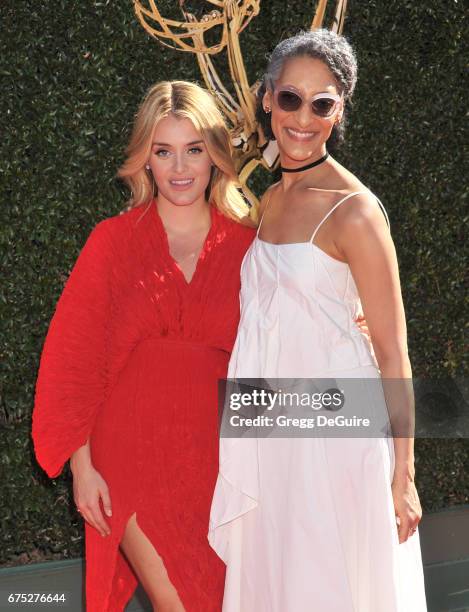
[31, 200, 255, 611]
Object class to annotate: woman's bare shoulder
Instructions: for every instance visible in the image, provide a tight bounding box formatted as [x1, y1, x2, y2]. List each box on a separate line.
[299, 169, 382, 220]
[236, 181, 281, 228]
[258, 181, 281, 215]
[333, 189, 389, 236]
[263, 180, 282, 199]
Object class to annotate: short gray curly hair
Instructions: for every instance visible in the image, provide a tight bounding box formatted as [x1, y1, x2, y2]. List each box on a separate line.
[256, 29, 358, 149]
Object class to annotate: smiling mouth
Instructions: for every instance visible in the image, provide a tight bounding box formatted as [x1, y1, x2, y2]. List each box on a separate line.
[285, 127, 316, 140]
[169, 178, 194, 186]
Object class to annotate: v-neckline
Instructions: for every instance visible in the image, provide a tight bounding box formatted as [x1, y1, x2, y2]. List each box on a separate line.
[151, 199, 217, 289]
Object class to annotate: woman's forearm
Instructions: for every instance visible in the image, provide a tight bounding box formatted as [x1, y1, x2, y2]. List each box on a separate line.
[376, 351, 416, 481]
[70, 438, 93, 474]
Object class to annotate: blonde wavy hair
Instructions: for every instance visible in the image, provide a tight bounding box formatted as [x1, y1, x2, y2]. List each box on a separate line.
[117, 80, 249, 221]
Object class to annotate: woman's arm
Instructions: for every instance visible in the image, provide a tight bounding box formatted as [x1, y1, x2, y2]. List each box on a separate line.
[32, 221, 116, 535]
[32, 221, 114, 479]
[336, 193, 422, 542]
[70, 438, 93, 472]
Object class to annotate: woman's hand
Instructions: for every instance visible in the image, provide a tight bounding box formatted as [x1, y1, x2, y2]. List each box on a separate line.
[354, 314, 370, 341]
[71, 462, 113, 537]
[391, 473, 422, 543]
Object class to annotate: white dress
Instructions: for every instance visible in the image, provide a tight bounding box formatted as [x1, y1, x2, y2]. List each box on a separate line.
[209, 191, 428, 612]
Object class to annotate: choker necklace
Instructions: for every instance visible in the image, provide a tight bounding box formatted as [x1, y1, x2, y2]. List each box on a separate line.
[280, 152, 329, 173]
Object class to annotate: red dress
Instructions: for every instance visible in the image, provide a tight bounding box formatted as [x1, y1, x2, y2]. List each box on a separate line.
[31, 200, 255, 611]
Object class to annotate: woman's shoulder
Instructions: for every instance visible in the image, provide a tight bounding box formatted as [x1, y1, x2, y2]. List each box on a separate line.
[74, 204, 151, 268]
[331, 187, 389, 231]
[94, 202, 152, 240]
[259, 181, 281, 211]
[247, 181, 281, 225]
[313, 164, 386, 225]
[296, 169, 386, 228]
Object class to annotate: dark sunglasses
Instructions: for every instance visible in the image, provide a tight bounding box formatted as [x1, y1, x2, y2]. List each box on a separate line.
[273, 88, 342, 118]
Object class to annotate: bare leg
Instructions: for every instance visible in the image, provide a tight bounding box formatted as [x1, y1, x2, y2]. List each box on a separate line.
[119, 512, 185, 612]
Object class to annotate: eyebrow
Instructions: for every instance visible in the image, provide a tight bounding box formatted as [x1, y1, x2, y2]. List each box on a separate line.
[152, 140, 204, 147]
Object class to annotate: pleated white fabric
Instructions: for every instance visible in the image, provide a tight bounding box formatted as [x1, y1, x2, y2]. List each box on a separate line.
[209, 191, 428, 612]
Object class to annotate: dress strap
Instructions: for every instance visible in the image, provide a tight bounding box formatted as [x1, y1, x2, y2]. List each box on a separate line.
[374, 195, 390, 229]
[256, 187, 275, 237]
[310, 190, 390, 243]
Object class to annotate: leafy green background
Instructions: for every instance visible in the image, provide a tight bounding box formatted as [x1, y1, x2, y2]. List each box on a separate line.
[0, 0, 466, 566]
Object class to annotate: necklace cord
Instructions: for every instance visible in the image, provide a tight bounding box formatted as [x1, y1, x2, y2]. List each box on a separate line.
[280, 152, 329, 173]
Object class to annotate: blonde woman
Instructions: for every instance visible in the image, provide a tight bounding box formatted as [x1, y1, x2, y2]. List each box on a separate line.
[32, 81, 255, 612]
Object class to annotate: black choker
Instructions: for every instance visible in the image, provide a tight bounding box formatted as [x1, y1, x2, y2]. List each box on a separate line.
[280, 152, 329, 173]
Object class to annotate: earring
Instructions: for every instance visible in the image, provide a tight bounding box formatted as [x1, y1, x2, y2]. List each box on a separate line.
[145, 164, 150, 170]
[265, 107, 271, 113]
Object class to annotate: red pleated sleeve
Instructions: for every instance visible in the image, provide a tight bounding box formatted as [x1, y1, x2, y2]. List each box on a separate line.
[32, 220, 114, 479]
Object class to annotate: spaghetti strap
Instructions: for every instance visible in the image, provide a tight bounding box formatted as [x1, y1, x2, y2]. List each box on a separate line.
[310, 190, 390, 243]
[256, 188, 275, 237]
[374, 195, 391, 230]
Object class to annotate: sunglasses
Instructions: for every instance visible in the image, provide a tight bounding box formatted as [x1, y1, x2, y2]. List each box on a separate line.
[273, 88, 342, 118]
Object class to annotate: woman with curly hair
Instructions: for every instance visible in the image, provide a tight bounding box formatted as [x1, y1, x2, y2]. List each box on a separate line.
[209, 30, 428, 612]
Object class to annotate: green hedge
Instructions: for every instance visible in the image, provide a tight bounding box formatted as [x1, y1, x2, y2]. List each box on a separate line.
[0, 0, 466, 566]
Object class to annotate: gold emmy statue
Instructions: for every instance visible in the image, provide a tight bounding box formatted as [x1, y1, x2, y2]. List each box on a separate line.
[134, 0, 348, 207]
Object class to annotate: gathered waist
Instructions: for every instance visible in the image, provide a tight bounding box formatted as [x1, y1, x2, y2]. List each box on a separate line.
[105, 335, 231, 399]
[138, 334, 230, 355]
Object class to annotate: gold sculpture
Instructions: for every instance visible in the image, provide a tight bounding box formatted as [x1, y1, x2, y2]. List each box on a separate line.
[134, 0, 348, 206]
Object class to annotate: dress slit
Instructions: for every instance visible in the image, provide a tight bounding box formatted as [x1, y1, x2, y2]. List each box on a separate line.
[104, 509, 188, 611]
[123, 509, 190, 610]
[96, 504, 209, 611]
